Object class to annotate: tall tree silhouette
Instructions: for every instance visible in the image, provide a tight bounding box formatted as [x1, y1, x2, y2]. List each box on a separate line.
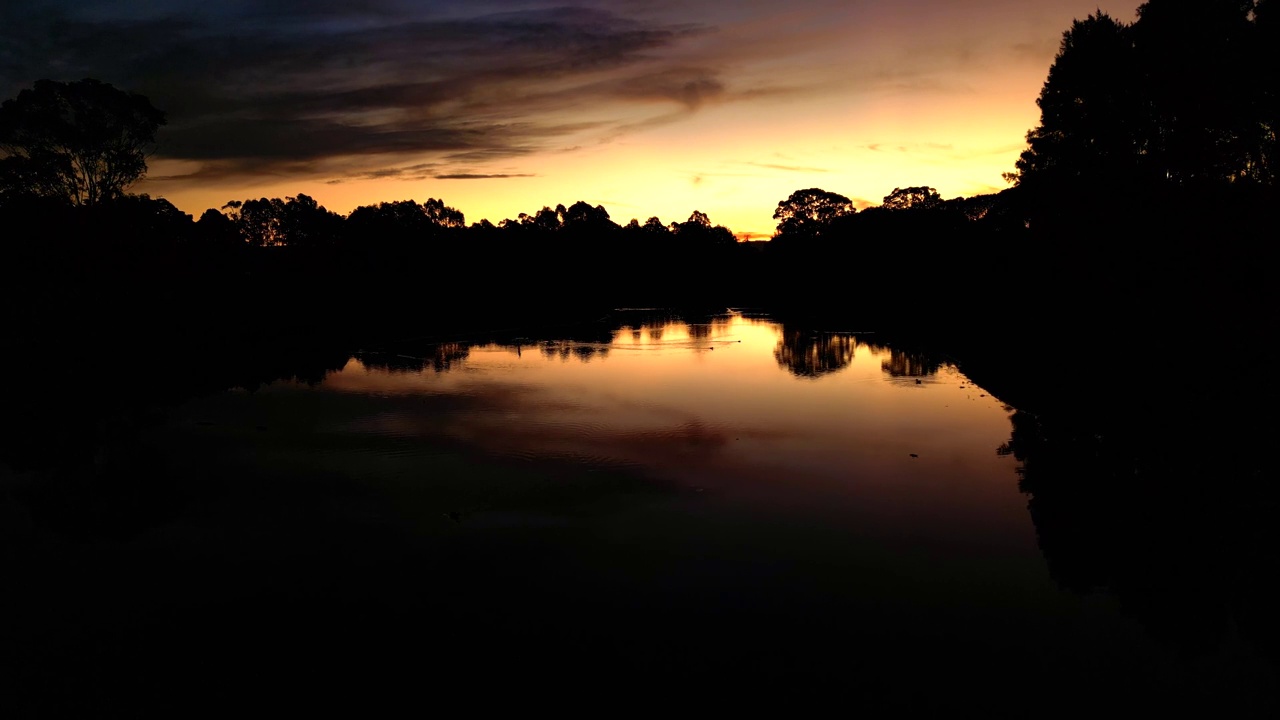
[0, 79, 165, 206]
[1008, 13, 1146, 187]
[1010, 3, 1272, 189]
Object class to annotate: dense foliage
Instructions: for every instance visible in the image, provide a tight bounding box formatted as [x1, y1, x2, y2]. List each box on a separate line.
[1010, 1, 1276, 189]
[0, 79, 165, 206]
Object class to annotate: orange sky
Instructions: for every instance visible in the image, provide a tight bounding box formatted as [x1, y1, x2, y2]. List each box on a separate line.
[4, 1, 1138, 238]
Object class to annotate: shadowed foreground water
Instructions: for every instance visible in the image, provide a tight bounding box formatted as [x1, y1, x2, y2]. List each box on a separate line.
[2, 311, 1275, 713]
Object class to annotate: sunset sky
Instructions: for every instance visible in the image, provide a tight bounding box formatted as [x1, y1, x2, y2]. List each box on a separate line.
[1, 1, 1137, 238]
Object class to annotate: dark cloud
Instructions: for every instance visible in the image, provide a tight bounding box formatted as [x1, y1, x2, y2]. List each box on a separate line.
[435, 173, 536, 180]
[0, 2, 741, 185]
[322, 163, 441, 184]
[609, 68, 726, 110]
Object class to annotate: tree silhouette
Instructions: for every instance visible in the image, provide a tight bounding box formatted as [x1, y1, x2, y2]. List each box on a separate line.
[522, 205, 565, 233]
[1009, 12, 1146, 187]
[672, 210, 736, 248]
[276, 194, 343, 249]
[642, 216, 669, 235]
[0, 79, 165, 206]
[880, 186, 942, 210]
[1010, 4, 1272, 189]
[222, 198, 285, 247]
[772, 188, 856, 239]
[194, 207, 240, 248]
[1133, 0, 1261, 184]
[563, 201, 611, 228]
[421, 197, 466, 228]
[346, 198, 466, 247]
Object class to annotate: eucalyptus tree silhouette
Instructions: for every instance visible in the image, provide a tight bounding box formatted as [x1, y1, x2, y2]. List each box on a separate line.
[0, 79, 165, 206]
[772, 188, 855, 240]
[562, 200, 612, 229]
[345, 198, 465, 247]
[880, 186, 942, 210]
[672, 210, 736, 248]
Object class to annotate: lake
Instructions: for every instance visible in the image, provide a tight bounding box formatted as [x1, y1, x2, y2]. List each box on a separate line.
[3, 310, 1275, 713]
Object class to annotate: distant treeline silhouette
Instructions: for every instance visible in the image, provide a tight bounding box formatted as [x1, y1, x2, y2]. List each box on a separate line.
[1, 0, 1276, 400]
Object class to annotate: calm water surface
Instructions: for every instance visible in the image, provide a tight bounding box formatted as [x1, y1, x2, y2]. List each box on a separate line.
[194, 314, 1076, 658]
[325, 313, 1033, 551]
[10, 311, 1275, 711]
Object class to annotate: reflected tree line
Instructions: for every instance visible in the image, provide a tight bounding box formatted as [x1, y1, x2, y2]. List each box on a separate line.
[236, 314, 949, 380]
[999, 406, 1280, 664]
[356, 343, 471, 374]
[772, 326, 942, 379]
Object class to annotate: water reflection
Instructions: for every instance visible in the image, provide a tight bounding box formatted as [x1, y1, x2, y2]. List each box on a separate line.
[880, 349, 942, 378]
[999, 408, 1280, 664]
[537, 341, 611, 362]
[323, 311, 1020, 532]
[6, 310, 1273, 708]
[357, 343, 470, 373]
[773, 327, 858, 377]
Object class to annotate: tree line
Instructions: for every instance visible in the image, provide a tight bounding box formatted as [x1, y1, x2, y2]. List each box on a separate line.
[1, 0, 1276, 357]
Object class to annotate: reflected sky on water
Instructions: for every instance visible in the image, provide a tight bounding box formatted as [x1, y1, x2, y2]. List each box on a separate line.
[313, 311, 1031, 555]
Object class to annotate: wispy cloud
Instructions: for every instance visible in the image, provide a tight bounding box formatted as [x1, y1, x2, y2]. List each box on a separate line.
[435, 173, 536, 180]
[0, 3, 761, 185]
[862, 141, 1026, 164]
[742, 161, 829, 173]
[863, 142, 956, 154]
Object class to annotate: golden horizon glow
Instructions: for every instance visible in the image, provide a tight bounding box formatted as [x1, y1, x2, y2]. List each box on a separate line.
[131, 2, 1135, 238]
